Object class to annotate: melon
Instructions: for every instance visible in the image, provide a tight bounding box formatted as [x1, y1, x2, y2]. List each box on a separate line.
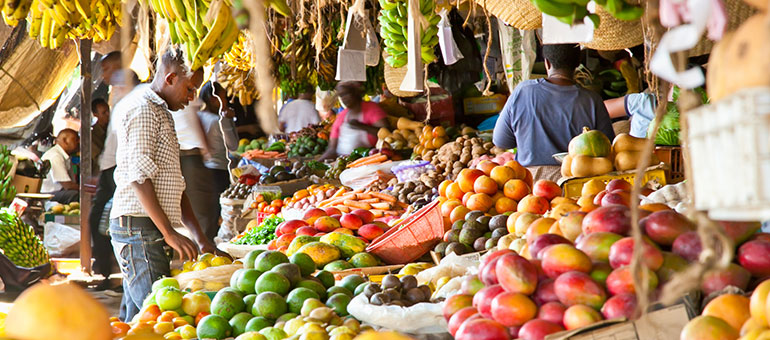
[568, 127, 612, 157]
[6, 283, 112, 340]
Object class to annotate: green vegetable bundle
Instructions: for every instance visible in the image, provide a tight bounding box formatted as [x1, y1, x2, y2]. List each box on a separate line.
[0, 208, 49, 268]
[232, 215, 285, 245]
[649, 87, 708, 146]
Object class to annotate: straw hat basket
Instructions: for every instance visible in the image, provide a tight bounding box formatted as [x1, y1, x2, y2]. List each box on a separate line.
[475, 0, 542, 30]
[686, 0, 756, 57]
[582, 4, 644, 50]
[384, 51, 420, 98]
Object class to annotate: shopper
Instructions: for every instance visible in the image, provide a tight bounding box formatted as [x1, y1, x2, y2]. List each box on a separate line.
[278, 85, 321, 133]
[493, 44, 614, 181]
[40, 128, 80, 203]
[110, 46, 223, 322]
[100, 52, 141, 108]
[320, 82, 388, 160]
[198, 81, 239, 195]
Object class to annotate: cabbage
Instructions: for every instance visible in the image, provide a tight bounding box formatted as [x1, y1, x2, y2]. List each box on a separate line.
[647, 87, 708, 146]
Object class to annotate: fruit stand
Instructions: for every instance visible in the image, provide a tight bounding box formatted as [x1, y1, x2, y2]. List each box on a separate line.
[0, 0, 768, 338]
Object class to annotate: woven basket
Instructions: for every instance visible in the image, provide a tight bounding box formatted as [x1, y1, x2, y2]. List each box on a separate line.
[383, 52, 419, 98]
[582, 5, 644, 50]
[475, 0, 542, 30]
[686, 0, 756, 57]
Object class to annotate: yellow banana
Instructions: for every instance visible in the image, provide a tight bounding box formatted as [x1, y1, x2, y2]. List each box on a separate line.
[28, 15, 42, 37]
[74, 0, 90, 20]
[52, 24, 67, 48]
[59, 0, 74, 14]
[159, 0, 175, 20]
[39, 8, 51, 47]
[168, 0, 184, 21]
[191, 4, 229, 69]
[49, 4, 67, 26]
[209, 18, 238, 59]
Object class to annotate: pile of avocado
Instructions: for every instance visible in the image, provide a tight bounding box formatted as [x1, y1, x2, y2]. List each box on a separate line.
[287, 136, 328, 158]
[260, 165, 298, 184]
[237, 138, 286, 154]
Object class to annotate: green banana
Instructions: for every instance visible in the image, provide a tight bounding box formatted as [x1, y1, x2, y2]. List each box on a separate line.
[379, 0, 396, 10]
[531, 0, 575, 18]
[612, 4, 643, 20]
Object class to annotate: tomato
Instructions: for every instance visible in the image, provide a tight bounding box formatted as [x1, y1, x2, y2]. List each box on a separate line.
[271, 200, 283, 208]
[257, 202, 267, 212]
[256, 194, 265, 203]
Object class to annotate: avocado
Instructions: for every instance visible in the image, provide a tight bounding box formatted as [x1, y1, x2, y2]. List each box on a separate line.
[444, 230, 460, 243]
[261, 175, 276, 184]
[269, 166, 286, 176]
[459, 228, 483, 246]
[275, 171, 292, 182]
[476, 215, 491, 227]
[491, 228, 508, 239]
[434, 242, 449, 254]
[445, 242, 466, 256]
[464, 210, 485, 222]
[489, 215, 508, 230]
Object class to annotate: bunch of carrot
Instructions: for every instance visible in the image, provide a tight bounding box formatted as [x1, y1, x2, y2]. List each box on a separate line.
[243, 149, 287, 160]
[316, 187, 407, 217]
[346, 154, 389, 168]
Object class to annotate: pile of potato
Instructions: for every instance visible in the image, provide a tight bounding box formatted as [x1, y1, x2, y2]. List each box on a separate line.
[432, 136, 495, 180]
[381, 171, 441, 206]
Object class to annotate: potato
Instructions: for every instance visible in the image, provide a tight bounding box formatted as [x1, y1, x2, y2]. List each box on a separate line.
[571, 155, 613, 177]
[483, 142, 494, 150]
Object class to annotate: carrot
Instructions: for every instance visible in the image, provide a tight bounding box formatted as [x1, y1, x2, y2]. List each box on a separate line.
[348, 154, 388, 168]
[371, 210, 385, 218]
[333, 205, 351, 213]
[318, 197, 346, 208]
[330, 187, 348, 199]
[344, 200, 371, 210]
[359, 198, 380, 204]
[356, 193, 373, 200]
[396, 202, 409, 209]
[384, 210, 401, 216]
[370, 192, 397, 202]
[371, 202, 392, 210]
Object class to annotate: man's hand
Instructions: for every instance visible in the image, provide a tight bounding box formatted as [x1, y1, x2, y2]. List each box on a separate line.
[165, 229, 199, 261]
[200, 241, 232, 260]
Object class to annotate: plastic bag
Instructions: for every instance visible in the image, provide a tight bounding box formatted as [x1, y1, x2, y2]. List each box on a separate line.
[0, 253, 51, 291]
[392, 160, 435, 182]
[438, 9, 463, 65]
[216, 199, 252, 244]
[173, 264, 241, 292]
[416, 252, 480, 287]
[339, 161, 408, 190]
[43, 222, 80, 257]
[347, 294, 447, 334]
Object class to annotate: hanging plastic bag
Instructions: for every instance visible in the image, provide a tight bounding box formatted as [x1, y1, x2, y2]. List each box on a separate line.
[437, 8, 463, 65]
[365, 16, 381, 66]
[336, 0, 368, 81]
[399, 0, 425, 93]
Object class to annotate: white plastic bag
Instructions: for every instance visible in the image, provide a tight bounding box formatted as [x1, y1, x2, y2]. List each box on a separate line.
[43, 222, 80, 257]
[336, 0, 368, 81]
[347, 294, 447, 334]
[339, 160, 409, 190]
[416, 252, 480, 287]
[437, 9, 463, 65]
[365, 16, 381, 66]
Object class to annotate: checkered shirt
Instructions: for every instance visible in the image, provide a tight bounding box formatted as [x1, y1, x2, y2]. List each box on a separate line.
[110, 85, 186, 227]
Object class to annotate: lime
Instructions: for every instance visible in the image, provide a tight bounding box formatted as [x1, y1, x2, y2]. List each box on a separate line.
[296, 280, 327, 300]
[272, 263, 302, 286]
[156, 287, 184, 311]
[244, 316, 272, 333]
[326, 286, 352, 298]
[253, 292, 288, 320]
[243, 294, 257, 314]
[229, 312, 254, 337]
[326, 293, 352, 317]
[314, 270, 335, 289]
[197, 314, 232, 339]
[289, 252, 317, 277]
[255, 251, 289, 272]
[255, 272, 290, 295]
[231, 269, 244, 288]
[243, 250, 265, 269]
[286, 287, 321, 314]
[259, 327, 287, 340]
[349, 253, 379, 268]
[152, 277, 180, 292]
[338, 275, 365, 294]
[211, 289, 245, 319]
[238, 269, 262, 295]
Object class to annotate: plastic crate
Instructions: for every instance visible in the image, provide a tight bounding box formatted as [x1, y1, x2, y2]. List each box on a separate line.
[255, 212, 272, 226]
[366, 200, 445, 265]
[655, 146, 684, 183]
[685, 87, 770, 221]
[560, 167, 667, 198]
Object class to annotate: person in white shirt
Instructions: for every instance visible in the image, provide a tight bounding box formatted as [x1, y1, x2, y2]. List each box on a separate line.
[197, 81, 238, 194]
[41, 128, 79, 203]
[278, 85, 321, 133]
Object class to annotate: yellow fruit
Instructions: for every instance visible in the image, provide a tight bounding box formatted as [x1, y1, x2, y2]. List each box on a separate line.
[750, 280, 770, 326]
[197, 253, 215, 265]
[210, 256, 232, 266]
[182, 261, 195, 271]
[164, 332, 183, 340]
[192, 262, 210, 271]
[177, 324, 197, 339]
[354, 331, 415, 340]
[170, 269, 182, 276]
[233, 260, 243, 266]
[154, 321, 175, 335]
[6, 283, 112, 340]
[203, 281, 227, 291]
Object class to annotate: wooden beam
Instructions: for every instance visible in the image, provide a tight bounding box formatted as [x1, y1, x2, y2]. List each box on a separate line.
[0, 22, 26, 67]
[79, 39, 93, 274]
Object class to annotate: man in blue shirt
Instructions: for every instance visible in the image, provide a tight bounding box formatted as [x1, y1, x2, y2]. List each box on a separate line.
[493, 44, 615, 181]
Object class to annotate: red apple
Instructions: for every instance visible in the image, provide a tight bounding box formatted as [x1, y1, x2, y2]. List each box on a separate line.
[738, 240, 770, 277]
[601, 293, 637, 320]
[339, 213, 364, 230]
[496, 253, 539, 295]
[701, 263, 751, 295]
[608, 237, 663, 270]
[606, 179, 632, 192]
[278, 220, 308, 235]
[302, 208, 327, 224]
[601, 191, 631, 207]
[358, 224, 384, 241]
[481, 249, 516, 274]
[533, 180, 562, 201]
[671, 231, 703, 262]
[582, 206, 632, 236]
[593, 190, 608, 206]
[530, 234, 572, 260]
[538, 302, 567, 326]
[472, 284, 505, 318]
[351, 209, 375, 224]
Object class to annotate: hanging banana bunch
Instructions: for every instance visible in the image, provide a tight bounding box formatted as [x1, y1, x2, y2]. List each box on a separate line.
[23, 0, 121, 48]
[315, 8, 341, 91]
[147, 0, 240, 70]
[223, 30, 254, 71]
[218, 63, 258, 106]
[0, 145, 16, 207]
[379, 0, 440, 68]
[276, 29, 315, 99]
[530, 0, 642, 27]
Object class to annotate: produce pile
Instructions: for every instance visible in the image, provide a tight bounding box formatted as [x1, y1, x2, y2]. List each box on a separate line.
[251, 190, 283, 214]
[287, 121, 332, 144]
[362, 274, 433, 307]
[0, 145, 17, 206]
[46, 201, 80, 215]
[529, 0, 643, 26]
[431, 135, 498, 180]
[238, 138, 287, 159]
[150, 0, 240, 70]
[221, 173, 260, 199]
[218, 63, 258, 106]
[172, 252, 234, 276]
[0, 208, 49, 268]
[232, 215, 284, 246]
[379, 0, 440, 67]
[561, 129, 659, 178]
[290, 160, 329, 179]
[286, 135, 328, 158]
[314, 188, 404, 218]
[283, 184, 341, 211]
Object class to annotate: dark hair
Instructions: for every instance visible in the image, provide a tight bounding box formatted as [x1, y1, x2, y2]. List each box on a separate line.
[336, 81, 363, 97]
[91, 97, 108, 113]
[199, 81, 226, 106]
[542, 44, 581, 71]
[155, 45, 188, 79]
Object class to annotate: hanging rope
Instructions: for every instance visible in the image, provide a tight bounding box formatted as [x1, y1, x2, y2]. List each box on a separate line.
[423, 63, 431, 123]
[244, 0, 279, 134]
[481, 0, 492, 96]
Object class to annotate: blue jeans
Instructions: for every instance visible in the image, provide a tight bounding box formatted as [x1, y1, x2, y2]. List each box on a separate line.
[110, 217, 171, 322]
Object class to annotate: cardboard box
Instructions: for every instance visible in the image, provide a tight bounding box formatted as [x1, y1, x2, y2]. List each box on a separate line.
[12, 174, 42, 193]
[545, 302, 694, 340]
[463, 94, 508, 115]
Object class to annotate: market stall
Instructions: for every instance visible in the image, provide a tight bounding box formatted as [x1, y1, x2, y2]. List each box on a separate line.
[0, 0, 768, 338]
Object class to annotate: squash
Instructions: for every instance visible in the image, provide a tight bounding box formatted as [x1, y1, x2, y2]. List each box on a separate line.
[570, 155, 613, 177]
[612, 133, 647, 153]
[561, 154, 574, 177]
[397, 117, 424, 130]
[707, 14, 770, 101]
[377, 127, 392, 140]
[614, 151, 661, 171]
[568, 127, 612, 157]
[6, 283, 112, 340]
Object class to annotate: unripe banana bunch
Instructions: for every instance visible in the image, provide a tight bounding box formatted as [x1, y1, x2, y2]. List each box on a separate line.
[379, 0, 440, 68]
[23, 0, 121, 49]
[230, 0, 291, 29]
[148, 0, 240, 70]
[530, 0, 642, 27]
[0, 145, 15, 206]
[223, 30, 254, 71]
[0, 208, 49, 268]
[217, 63, 258, 106]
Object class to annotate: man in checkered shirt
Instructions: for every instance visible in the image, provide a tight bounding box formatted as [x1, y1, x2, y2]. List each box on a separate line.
[109, 46, 227, 321]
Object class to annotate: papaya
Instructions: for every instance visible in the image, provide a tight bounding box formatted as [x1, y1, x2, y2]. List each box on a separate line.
[561, 154, 573, 177]
[319, 232, 366, 259]
[568, 127, 612, 157]
[612, 133, 647, 154]
[287, 236, 320, 256]
[570, 155, 613, 177]
[297, 242, 341, 267]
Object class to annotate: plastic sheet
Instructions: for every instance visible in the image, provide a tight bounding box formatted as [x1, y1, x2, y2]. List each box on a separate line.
[347, 294, 447, 334]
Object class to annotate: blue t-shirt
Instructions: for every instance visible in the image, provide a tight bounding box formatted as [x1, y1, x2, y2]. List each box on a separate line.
[493, 78, 615, 167]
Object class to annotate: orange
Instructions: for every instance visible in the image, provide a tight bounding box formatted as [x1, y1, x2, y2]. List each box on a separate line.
[474, 175, 499, 195]
[433, 126, 446, 137]
[466, 193, 494, 212]
[702, 294, 750, 332]
[450, 205, 471, 223]
[477, 160, 498, 176]
[438, 180, 452, 197]
[441, 199, 462, 217]
[462, 192, 473, 206]
[490, 166, 517, 188]
[503, 179, 530, 201]
[458, 169, 485, 193]
[504, 160, 528, 180]
[112, 322, 131, 338]
[495, 197, 518, 214]
[446, 182, 465, 200]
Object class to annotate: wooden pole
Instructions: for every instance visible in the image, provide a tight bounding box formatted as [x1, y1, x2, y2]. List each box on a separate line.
[79, 39, 93, 274]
